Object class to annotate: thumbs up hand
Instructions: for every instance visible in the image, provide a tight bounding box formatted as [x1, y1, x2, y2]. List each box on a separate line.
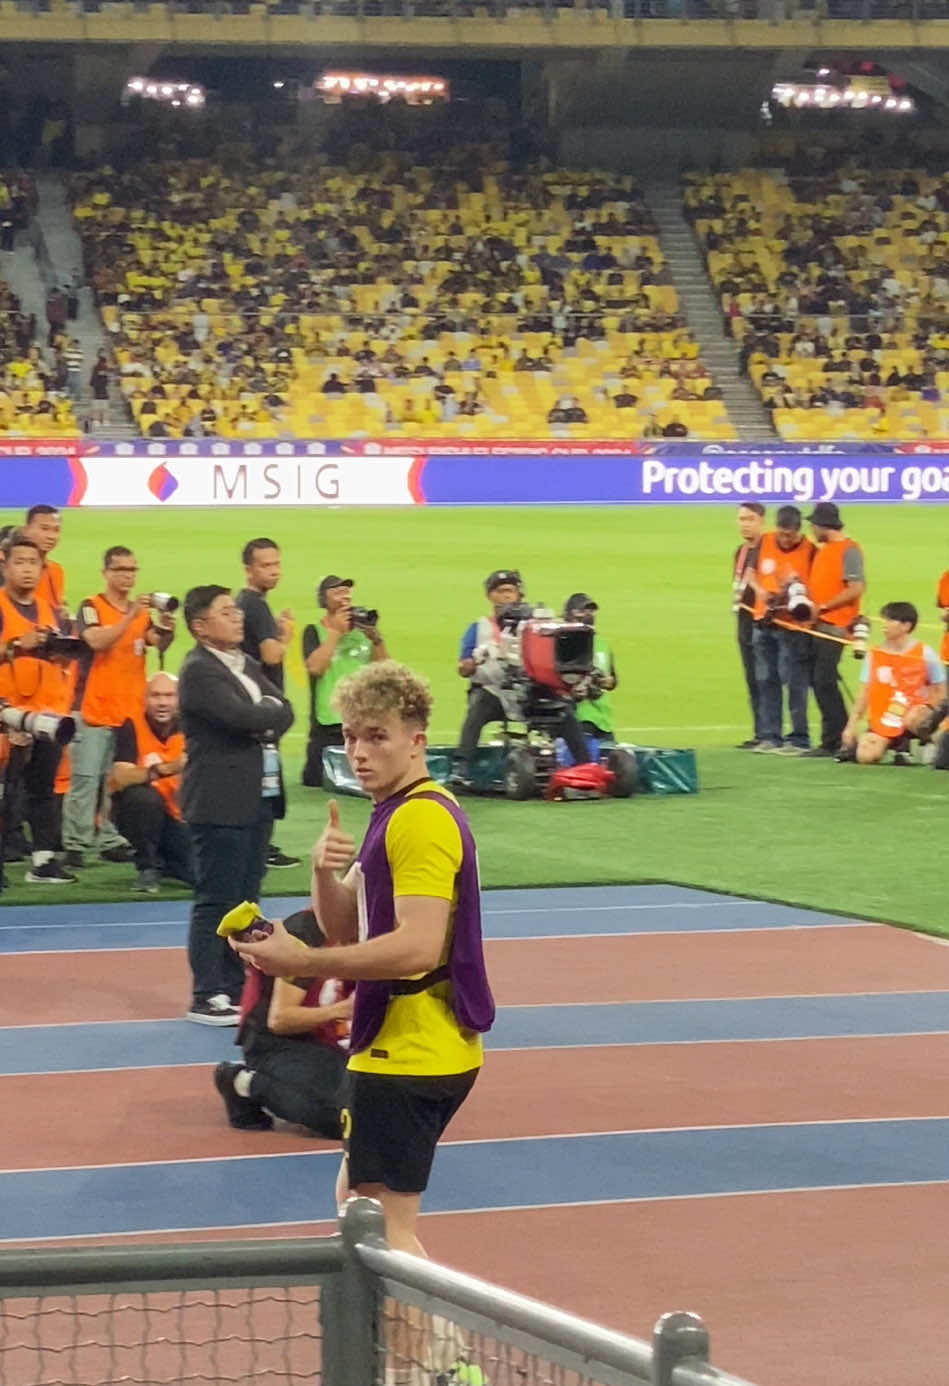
[312, 798, 357, 873]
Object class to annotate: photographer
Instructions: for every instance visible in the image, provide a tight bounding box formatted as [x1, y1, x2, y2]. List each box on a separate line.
[214, 907, 352, 1136]
[746, 505, 815, 756]
[0, 533, 76, 884]
[733, 503, 766, 749]
[841, 603, 945, 765]
[62, 546, 176, 869]
[563, 593, 617, 747]
[301, 575, 388, 788]
[23, 505, 67, 618]
[804, 502, 866, 758]
[109, 672, 194, 896]
[179, 585, 295, 1026]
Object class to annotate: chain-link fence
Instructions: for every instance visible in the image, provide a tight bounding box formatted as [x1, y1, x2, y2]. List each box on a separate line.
[0, 1286, 322, 1386]
[0, 1200, 762, 1386]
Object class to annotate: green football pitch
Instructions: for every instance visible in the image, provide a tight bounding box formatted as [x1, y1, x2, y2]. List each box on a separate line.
[2, 502, 947, 934]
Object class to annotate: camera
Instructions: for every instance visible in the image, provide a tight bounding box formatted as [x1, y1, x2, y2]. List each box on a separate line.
[0, 705, 76, 746]
[784, 578, 815, 624]
[851, 615, 871, 660]
[9, 630, 84, 660]
[42, 631, 84, 659]
[150, 593, 179, 614]
[348, 606, 379, 630]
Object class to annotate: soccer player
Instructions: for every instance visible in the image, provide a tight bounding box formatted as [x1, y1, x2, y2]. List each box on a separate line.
[232, 660, 494, 1257]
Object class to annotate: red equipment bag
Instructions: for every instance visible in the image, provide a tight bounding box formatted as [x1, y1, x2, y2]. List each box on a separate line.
[545, 762, 614, 800]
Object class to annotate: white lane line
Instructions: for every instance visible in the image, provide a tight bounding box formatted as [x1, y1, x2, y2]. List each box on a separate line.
[0, 921, 878, 958]
[3, 988, 947, 1033]
[5, 1031, 949, 1077]
[0, 900, 853, 933]
[4, 1113, 949, 1178]
[5, 1173, 948, 1246]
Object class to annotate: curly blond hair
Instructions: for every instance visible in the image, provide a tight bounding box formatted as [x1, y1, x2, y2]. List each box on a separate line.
[332, 660, 433, 730]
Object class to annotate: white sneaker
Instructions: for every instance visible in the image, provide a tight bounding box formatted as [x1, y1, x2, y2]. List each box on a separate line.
[186, 994, 240, 1026]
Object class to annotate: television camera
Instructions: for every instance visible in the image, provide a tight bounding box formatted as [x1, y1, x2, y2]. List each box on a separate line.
[470, 602, 636, 799]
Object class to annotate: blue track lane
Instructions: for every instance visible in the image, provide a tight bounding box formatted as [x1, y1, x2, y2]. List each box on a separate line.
[4, 1118, 949, 1242]
[2, 992, 948, 1076]
[0, 885, 866, 954]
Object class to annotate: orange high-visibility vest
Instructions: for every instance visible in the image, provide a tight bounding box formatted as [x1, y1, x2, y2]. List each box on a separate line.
[77, 595, 150, 728]
[866, 641, 931, 740]
[808, 538, 862, 629]
[0, 590, 64, 712]
[752, 531, 815, 623]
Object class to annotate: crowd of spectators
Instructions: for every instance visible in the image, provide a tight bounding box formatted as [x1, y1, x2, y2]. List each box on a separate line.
[686, 142, 949, 442]
[70, 147, 734, 441]
[0, 173, 78, 438]
[56, 0, 943, 19]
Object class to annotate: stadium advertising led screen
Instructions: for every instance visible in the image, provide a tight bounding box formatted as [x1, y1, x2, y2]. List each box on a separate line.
[8, 440, 949, 507]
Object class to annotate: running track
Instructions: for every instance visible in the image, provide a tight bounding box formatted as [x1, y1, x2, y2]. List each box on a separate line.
[2, 884, 949, 1386]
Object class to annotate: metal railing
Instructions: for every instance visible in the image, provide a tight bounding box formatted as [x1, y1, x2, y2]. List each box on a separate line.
[0, 1197, 760, 1386]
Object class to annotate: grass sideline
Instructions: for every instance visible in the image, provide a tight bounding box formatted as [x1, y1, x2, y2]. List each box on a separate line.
[2, 503, 947, 934]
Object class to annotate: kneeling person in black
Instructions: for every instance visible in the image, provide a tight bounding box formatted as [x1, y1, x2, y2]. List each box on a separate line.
[215, 908, 353, 1135]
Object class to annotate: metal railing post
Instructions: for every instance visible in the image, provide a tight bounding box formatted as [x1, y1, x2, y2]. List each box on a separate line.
[652, 1310, 710, 1386]
[323, 1198, 386, 1386]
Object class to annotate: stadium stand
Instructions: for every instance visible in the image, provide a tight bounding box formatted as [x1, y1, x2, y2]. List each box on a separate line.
[685, 144, 949, 443]
[69, 150, 736, 441]
[54, 0, 948, 17]
[0, 170, 78, 439]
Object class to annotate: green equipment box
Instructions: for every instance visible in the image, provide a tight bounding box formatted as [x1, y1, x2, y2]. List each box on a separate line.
[321, 744, 698, 799]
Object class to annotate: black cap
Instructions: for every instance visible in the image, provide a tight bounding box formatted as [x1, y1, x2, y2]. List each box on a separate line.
[564, 593, 598, 617]
[317, 574, 354, 606]
[485, 569, 522, 594]
[806, 501, 843, 528]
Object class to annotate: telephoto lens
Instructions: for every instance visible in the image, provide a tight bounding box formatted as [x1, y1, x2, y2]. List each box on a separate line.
[785, 578, 815, 624]
[150, 593, 180, 614]
[0, 706, 76, 745]
[851, 615, 871, 659]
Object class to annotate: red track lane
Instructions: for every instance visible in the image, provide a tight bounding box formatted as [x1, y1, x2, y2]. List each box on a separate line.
[4, 926, 946, 1025]
[5, 1034, 949, 1171]
[4, 1189, 948, 1386]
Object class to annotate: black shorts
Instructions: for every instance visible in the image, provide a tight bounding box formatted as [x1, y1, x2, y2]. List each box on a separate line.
[342, 1069, 478, 1194]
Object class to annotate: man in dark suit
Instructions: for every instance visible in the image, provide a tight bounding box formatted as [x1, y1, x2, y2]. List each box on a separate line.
[179, 585, 295, 1025]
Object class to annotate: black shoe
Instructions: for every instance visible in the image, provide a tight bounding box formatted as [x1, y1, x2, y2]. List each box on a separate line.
[100, 845, 135, 864]
[63, 849, 85, 869]
[835, 746, 857, 763]
[186, 994, 241, 1027]
[735, 738, 761, 750]
[266, 846, 301, 869]
[800, 747, 836, 758]
[132, 868, 160, 895]
[25, 858, 79, 884]
[213, 1062, 273, 1130]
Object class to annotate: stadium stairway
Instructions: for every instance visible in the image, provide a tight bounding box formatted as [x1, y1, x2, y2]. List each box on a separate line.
[647, 183, 774, 442]
[32, 173, 136, 440]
